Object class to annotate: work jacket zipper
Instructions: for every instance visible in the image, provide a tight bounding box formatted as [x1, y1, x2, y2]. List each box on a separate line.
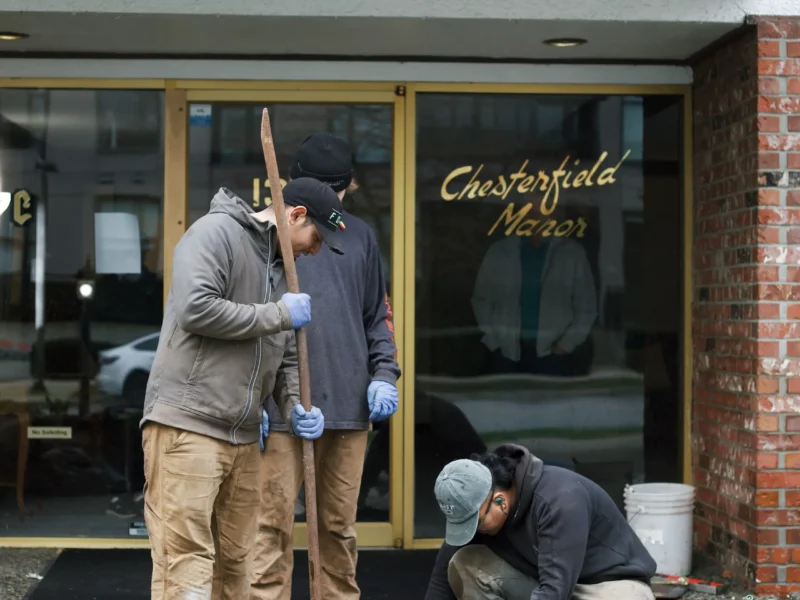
[230, 239, 273, 444]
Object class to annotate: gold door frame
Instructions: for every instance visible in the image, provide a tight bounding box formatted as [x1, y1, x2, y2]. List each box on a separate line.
[402, 82, 694, 549]
[172, 82, 407, 550]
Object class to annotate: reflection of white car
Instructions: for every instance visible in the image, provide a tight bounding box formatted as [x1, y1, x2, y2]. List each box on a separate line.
[96, 332, 159, 403]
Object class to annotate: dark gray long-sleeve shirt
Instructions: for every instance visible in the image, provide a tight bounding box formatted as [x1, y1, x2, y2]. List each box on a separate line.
[266, 210, 401, 430]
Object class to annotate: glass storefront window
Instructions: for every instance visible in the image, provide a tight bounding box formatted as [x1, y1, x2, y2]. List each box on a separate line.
[0, 88, 165, 538]
[0, 86, 685, 544]
[413, 93, 684, 538]
[188, 102, 394, 523]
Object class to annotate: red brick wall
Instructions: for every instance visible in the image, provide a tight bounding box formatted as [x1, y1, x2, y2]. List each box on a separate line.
[692, 16, 800, 597]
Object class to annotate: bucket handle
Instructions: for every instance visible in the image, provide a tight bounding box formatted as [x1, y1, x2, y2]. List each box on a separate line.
[624, 484, 644, 525]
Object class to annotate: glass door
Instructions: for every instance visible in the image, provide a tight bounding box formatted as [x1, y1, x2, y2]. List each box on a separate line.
[182, 89, 405, 548]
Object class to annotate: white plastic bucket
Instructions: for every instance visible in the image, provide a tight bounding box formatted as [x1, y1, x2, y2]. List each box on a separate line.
[624, 483, 695, 577]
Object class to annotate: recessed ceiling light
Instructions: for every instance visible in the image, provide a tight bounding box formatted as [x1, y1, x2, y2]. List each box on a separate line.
[0, 32, 28, 41]
[544, 38, 587, 48]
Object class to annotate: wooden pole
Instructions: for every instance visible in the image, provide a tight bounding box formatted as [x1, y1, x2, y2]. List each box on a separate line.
[259, 108, 322, 600]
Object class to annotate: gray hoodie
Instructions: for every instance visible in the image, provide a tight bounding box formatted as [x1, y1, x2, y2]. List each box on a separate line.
[140, 188, 299, 445]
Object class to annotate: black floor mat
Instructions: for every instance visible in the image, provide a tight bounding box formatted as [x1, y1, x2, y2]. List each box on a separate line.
[26, 548, 439, 599]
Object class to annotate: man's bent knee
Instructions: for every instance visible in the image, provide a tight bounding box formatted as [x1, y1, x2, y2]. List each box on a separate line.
[450, 545, 499, 571]
[447, 546, 497, 597]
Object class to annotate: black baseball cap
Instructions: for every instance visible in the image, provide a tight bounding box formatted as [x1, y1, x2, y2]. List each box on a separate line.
[289, 133, 354, 192]
[282, 177, 346, 255]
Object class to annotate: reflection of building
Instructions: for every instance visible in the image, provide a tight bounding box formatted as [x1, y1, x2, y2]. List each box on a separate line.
[0, 4, 799, 596]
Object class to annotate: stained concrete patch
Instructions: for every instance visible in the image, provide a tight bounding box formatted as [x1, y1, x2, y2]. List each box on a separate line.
[0, 548, 59, 600]
[678, 553, 752, 600]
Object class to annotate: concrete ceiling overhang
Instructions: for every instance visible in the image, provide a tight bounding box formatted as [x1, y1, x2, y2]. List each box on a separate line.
[0, 1, 796, 61]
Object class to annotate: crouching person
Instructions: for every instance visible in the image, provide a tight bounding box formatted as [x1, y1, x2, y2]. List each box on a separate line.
[139, 178, 343, 600]
[425, 445, 657, 600]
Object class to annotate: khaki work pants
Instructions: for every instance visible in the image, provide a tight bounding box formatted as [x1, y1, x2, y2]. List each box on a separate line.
[250, 429, 369, 600]
[448, 545, 655, 600]
[142, 423, 261, 600]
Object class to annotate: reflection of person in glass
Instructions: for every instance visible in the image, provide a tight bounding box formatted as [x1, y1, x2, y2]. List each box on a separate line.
[252, 133, 401, 600]
[424, 445, 657, 600]
[471, 205, 597, 377]
[139, 178, 340, 600]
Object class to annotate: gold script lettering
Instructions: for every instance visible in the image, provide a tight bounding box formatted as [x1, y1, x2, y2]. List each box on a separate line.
[506, 161, 529, 199]
[489, 203, 588, 239]
[597, 150, 631, 185]
[439, 150, 629, 204]
[438, 150, 630, 238]
[572, 217, 588, 238]
[460, 165, 484, 200]
[562, 160, 581, 189]
[584, 152, 607, 187]
[518, 176, 536, 194]
[490, 175, 509, 198]
[13, 190, 32, 226]
[555, 220, 575, 236]
[540, 157, 569, 216]
[538, 219, 558, 238]
[441, 166, 473, 201]
[515, 218, 540, 237]
[572, 169, 589, 188]
[488, 202, 534, 236]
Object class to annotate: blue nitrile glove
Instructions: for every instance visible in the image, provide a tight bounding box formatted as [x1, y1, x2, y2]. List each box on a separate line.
[367, 380, 398, 422]
[281, 292, 311, 329]
[291, 404, 324, 440]
[259, 409, 269, 452]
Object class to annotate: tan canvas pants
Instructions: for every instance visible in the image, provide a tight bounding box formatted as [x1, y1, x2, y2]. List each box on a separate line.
[448, 545, 655, 600]
[142, 423, 261, 600]
[250, 429, 369, 600]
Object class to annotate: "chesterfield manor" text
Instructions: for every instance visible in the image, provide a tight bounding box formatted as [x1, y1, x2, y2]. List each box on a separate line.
[440, 150, 631, 237]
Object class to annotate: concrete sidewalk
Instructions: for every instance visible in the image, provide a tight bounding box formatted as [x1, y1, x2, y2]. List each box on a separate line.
[0, 546, 753, 600]
[0, 548, 58, 600]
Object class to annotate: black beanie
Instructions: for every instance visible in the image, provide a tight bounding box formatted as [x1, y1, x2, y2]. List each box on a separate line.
[289, 132, 354, 192]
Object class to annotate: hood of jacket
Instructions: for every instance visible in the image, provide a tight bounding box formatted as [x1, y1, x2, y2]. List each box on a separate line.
[491, 443, 544, 529]
[208, 187, 276, 258]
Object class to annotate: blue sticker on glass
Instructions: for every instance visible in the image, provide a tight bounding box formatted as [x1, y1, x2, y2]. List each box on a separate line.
[189, 104, 212, 127]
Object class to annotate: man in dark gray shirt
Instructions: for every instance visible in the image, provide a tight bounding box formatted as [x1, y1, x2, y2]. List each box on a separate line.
[251, 133, 401, 600]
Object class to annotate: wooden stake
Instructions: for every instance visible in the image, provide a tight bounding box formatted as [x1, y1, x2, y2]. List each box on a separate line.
[259, 108, 322, 600]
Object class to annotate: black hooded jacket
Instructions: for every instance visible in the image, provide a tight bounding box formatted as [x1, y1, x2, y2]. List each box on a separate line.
[424, 445, 656, 600]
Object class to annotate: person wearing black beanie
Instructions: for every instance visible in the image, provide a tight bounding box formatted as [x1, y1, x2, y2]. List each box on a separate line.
[251, 132, 401, 600]
[288, 132, 356, 194]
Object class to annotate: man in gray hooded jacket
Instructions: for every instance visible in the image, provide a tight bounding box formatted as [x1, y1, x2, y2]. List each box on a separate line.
[140, 177, 345, 600]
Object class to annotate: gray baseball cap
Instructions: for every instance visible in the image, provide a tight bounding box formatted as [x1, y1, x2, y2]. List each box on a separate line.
[434, 459, 493, 546]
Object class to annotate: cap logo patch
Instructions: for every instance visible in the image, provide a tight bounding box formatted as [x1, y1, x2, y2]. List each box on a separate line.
[328, 209, 346, 230]
[439, 503, 455, 516]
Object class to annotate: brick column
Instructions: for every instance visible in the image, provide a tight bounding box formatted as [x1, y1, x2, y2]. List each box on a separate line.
[692, 16, 800, 597]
